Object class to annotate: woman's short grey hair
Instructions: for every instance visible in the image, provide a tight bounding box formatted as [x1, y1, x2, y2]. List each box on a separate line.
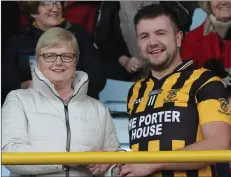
[36, 27, 79, 59]
[199, 1, 212, 14]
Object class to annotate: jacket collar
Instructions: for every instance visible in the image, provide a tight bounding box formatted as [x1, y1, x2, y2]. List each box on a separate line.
[32, 68, 89, 102]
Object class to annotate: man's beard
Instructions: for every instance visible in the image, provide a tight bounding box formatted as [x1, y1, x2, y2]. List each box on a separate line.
[146, 49, 177, 71]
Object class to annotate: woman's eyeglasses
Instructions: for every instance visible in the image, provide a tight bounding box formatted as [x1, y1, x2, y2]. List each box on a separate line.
[40, 53, 75, 63]
[41, 1, 62, 10]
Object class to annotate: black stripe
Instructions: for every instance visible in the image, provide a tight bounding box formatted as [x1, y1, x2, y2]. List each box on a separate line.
[160, 140, 174, 177]
[162, 170, 174, 177]
[188, 70, 213, 104]
[139, 140, 148, 151]
[211, 164, 217, 177]
[196, 81, 228, 103]
[186, 170, 198, 177]
[163, 102, 175, 108]
[168, 70, 192, 108]
[132, 78, 149, 114]
[215, 163, 231, 177]
[172, 70, 192, 90]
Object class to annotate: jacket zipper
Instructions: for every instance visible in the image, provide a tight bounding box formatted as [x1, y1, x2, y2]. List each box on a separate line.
[64, 104, 71, 177]
[61, 80, 87, 177]
[34, 72, 88, 177]
[64, 104, 71, 152]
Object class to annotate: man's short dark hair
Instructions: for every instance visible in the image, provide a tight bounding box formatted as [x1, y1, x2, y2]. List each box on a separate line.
[134, 4, 182, 33]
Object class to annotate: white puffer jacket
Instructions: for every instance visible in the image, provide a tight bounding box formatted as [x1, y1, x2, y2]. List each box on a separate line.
[2, 69, 120, 177]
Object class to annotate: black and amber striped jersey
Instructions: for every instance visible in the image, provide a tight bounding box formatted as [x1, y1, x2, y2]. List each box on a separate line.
[127, 60, 231, 177]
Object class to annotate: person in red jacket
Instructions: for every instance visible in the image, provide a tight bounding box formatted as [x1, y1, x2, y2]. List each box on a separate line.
[181, 0, 231, 98]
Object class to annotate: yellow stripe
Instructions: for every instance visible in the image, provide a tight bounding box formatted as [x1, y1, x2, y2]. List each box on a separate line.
[154, 73, 181, 108]
[151, 171, 162, 177]
[131, 144, 139, 152]
[148, 140, 160, 151]
[175, 69, 205, 107]
[198, 166, 212, 176]
[136, 79, 154, 113]
[128, 79, 145, 114]
[196, 127, 203, 142]
[149, 141, 162, 177]
[172, 140, 185, 150]
[195, 76, 221, 103]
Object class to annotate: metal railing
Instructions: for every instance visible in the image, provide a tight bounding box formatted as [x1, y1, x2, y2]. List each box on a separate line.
[2, 150, 231, 165]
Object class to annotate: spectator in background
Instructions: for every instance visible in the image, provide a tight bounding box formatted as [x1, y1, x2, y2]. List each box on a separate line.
[181, 0, 231, 100]
[63, 1, 144, 81]
[2, 1, 106, 104]
[63, 1, 197, 81]
[2, 27, 120, 177]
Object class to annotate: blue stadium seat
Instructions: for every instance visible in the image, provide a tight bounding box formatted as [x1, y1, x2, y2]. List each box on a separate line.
[99, 79, 134, 112]
[99, 79, 134, 151]
[190, 8, 207, 31]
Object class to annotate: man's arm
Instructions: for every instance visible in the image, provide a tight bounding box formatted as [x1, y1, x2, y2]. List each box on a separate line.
[158, 76, 231, 171]
[159, 121, 231, 171]
[156, 75, 231, 171]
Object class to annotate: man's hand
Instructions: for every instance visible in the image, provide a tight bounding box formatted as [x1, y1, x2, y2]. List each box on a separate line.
[21, 80, 32, 89]
[119, 164, 162, 177]
[87, 148, 111, 175]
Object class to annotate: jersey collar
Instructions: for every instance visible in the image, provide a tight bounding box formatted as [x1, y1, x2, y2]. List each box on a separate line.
[148, 60, 196, 81]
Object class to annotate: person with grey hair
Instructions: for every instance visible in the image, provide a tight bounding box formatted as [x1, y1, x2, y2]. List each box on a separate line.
[2, 27, 120, 177]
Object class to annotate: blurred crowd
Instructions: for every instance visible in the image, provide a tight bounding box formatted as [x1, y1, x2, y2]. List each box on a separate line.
[2, 1, 230, 103]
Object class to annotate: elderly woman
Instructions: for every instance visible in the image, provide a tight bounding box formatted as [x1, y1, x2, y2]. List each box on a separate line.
[2, 27, 120, 177]
[181, 0, 231, 98]
[2, 1, 106, 105]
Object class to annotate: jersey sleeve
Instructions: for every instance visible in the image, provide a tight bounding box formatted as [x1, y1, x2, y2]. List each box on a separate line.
[196, 75, 231, 126]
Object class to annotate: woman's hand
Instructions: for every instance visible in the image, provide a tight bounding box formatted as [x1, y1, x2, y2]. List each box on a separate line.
[86, 148, 111, 176]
